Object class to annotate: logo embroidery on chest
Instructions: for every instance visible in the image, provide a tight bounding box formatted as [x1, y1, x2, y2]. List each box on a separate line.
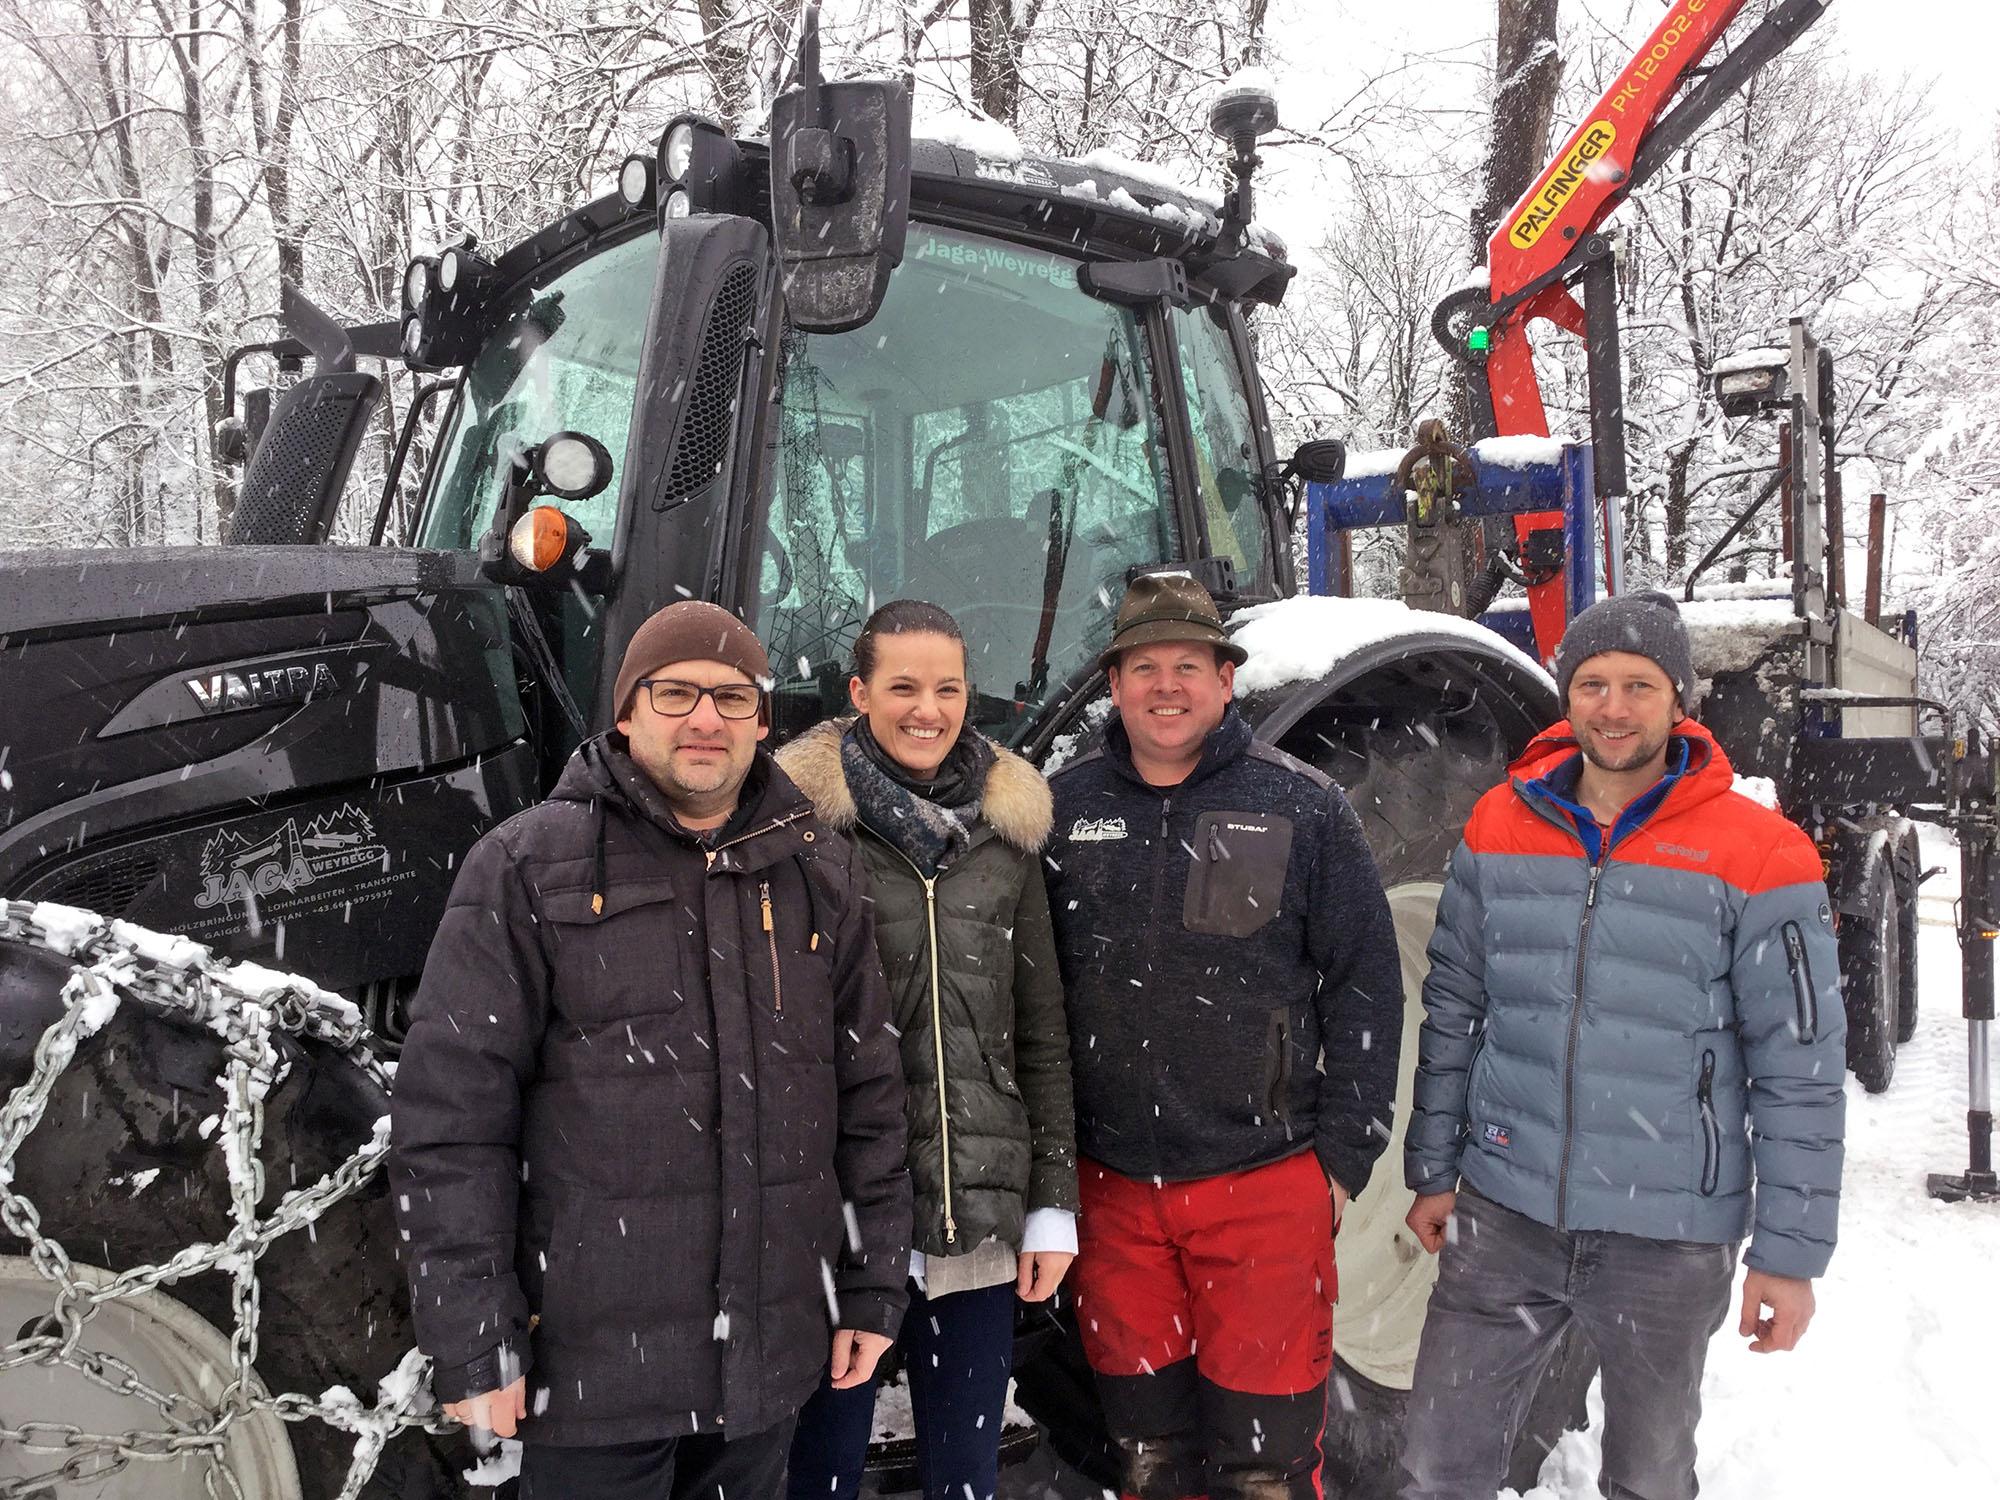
[1069, 816, 1128, 843]
[1655, 841, 1710, 862]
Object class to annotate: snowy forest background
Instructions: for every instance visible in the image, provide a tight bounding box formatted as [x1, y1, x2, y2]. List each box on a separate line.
[1, 0, 1995, 729]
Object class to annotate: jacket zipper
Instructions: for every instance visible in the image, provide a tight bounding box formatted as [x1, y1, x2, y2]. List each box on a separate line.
[877, 838, 959, 1248]
[699, 808, 812, 871]
[759, 880, 782, 1017]
[1697, 1049, 1720, 1196]
[1555, 861, 1603, 1228]
[920, 872, 957, 1245]
[1203, 819, 1225, 923]
[1782, 922, 1817, 1042]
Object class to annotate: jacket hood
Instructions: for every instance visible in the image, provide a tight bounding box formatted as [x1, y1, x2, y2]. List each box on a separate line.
[1510, 716, 1736, 809]
[775, 718, 1054, 853]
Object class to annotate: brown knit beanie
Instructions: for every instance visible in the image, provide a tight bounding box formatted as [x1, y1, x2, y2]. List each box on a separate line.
[613, 601, 773, 719]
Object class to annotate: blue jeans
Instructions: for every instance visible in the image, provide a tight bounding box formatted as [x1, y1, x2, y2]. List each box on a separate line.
[788, 1279, 1017, 1500]
[1400, 1188, 1738, 1500]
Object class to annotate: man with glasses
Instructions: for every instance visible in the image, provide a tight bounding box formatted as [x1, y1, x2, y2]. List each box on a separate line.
[391, 600, 912, 1500]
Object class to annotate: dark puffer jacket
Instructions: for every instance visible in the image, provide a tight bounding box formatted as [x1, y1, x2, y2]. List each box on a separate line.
[777, 720, 1078, 1259]
[389, 735, 910, 1447]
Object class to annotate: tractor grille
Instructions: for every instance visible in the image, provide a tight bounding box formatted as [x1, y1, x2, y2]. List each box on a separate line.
[30, 850, 163, 918]
[656, 262, 761, 509]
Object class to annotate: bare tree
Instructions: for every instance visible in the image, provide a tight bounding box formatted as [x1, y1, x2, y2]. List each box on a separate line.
[1468, 0, 1560, 261]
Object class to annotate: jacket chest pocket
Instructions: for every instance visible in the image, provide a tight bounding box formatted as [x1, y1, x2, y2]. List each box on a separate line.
[1183, 811, 1293, 938]
[542, 879, 687, 1022]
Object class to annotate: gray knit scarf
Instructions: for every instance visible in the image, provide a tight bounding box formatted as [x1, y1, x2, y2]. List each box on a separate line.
[841, 720, 991, 877]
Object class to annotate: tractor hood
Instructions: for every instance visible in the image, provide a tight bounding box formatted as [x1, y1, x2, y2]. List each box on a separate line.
[0, 545, 487, 635]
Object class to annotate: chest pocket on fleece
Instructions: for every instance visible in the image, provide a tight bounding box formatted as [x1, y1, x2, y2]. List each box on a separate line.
[1183, 811, 1293, 938]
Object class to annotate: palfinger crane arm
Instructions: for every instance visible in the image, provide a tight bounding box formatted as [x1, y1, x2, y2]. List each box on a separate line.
[1434, 0, 1833, 657]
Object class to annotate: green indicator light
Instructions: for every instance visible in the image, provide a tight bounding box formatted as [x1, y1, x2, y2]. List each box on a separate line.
[1467, 326, 1492, 353]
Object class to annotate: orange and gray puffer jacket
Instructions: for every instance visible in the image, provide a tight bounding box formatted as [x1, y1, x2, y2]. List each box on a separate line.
[1405, 718, 1847, 1280]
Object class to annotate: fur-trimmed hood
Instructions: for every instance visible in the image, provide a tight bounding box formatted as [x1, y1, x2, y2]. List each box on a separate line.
[776, 717, 1054, 854]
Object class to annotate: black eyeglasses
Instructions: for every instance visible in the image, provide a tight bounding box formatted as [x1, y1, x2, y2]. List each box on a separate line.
[636, 679, 763, 720]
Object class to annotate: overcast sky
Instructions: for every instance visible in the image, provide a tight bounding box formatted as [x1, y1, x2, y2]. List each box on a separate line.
[1312, 0, 1995, 133]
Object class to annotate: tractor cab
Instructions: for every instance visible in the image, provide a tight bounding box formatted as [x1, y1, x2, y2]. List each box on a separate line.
[247, 38, 1302, 784]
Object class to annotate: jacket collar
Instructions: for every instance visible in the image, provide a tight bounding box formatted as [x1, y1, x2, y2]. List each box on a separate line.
[774, 717, 1055, 855]
[555, 732, 814, 869]
[1508, 717, 1735, 860]
[1103, 703, 1252, 793]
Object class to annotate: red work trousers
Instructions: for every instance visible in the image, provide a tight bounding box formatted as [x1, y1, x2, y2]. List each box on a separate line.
[1071, 1150, 1336, 1500]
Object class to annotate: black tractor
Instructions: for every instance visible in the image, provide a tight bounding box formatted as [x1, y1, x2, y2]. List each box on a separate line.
[0, 31, 1561, 1499]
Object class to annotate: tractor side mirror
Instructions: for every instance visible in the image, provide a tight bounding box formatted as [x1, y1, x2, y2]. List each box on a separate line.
[767, 4, 911, 333]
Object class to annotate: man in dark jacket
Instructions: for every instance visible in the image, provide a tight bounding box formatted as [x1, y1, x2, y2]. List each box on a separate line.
[389, 601, 911, 1500]
[1399, 590, 1847, 1500]
[1044, 573, 1404, 1500]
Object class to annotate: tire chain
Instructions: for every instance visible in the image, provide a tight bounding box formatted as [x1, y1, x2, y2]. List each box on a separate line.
[0, 901, 457, 1499]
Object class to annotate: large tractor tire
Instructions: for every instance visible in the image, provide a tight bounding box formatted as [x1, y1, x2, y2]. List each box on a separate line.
[0, 908, 471, 1499]
[1838, 843, 1901, 1094]
[1297, 686, 1591, 1498]
[1891, 821, 1922, 1045]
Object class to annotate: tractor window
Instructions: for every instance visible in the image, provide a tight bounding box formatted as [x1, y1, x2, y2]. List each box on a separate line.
[1172, 304, 1273, 593]
[416, 230, 656, 550]
[757, 225, 1177, 746]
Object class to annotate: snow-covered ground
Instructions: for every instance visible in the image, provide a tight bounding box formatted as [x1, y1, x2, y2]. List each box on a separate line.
[1523, 823, 2000, 1498]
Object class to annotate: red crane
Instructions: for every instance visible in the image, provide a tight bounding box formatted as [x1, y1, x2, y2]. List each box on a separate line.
[1435, 0, 1833, 658]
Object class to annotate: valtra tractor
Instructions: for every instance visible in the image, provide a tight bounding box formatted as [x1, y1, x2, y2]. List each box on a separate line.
[1, 3, 1990, 1497]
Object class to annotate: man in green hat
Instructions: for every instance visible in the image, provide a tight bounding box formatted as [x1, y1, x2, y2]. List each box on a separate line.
[1042, 573, 1404, 1500]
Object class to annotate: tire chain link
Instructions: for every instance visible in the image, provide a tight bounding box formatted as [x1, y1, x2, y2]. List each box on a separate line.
[0, 901, 459, 1499]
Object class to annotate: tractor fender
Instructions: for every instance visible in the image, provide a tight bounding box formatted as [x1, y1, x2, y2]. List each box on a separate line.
[1236, 619, 1559, 751]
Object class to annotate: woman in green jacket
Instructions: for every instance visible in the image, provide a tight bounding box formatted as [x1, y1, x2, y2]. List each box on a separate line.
[780, 599, 1078, 1500]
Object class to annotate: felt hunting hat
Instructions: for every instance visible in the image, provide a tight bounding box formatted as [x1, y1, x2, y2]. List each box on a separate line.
[613, 601, 773, 719]
[1098, 573, 1248, 671]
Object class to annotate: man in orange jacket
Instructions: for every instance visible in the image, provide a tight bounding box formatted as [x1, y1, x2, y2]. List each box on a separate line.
[1400, 590, 1847, 1500]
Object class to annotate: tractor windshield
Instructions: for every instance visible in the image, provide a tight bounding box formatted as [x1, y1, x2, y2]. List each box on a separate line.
[756, 224, 1178, 746]
[415, 229, 655, 550]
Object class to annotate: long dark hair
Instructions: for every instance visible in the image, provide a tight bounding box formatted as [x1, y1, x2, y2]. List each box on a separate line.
[851, 599, 968, 681]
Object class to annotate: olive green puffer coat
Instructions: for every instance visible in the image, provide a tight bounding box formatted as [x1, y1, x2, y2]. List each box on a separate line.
[777, 721, 1078, 1257]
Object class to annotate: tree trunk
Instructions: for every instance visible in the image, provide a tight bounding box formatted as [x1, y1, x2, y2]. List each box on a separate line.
[1469, 0, 1562, 262]
[968, 0, 1025, 123]
[84, 0, 173, 545]
[698, 0, 751, 134]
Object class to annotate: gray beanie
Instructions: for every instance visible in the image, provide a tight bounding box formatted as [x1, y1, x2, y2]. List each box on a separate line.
[1552, 589, 1694, 709]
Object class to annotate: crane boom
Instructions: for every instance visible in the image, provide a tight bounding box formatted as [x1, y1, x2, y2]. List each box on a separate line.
[1438, 0, 1833, 656]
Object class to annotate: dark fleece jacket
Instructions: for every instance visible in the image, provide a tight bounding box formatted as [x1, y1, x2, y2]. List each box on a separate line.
[1044, 706, 1404, 1196]
[388, 733, 910, 1446]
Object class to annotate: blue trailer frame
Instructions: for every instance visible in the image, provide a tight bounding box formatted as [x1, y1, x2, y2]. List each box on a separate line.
[1305, 441, 1616, 656]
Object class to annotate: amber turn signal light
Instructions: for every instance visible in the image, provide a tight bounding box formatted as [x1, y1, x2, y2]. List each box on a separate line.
[508, 506, 569, 572]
